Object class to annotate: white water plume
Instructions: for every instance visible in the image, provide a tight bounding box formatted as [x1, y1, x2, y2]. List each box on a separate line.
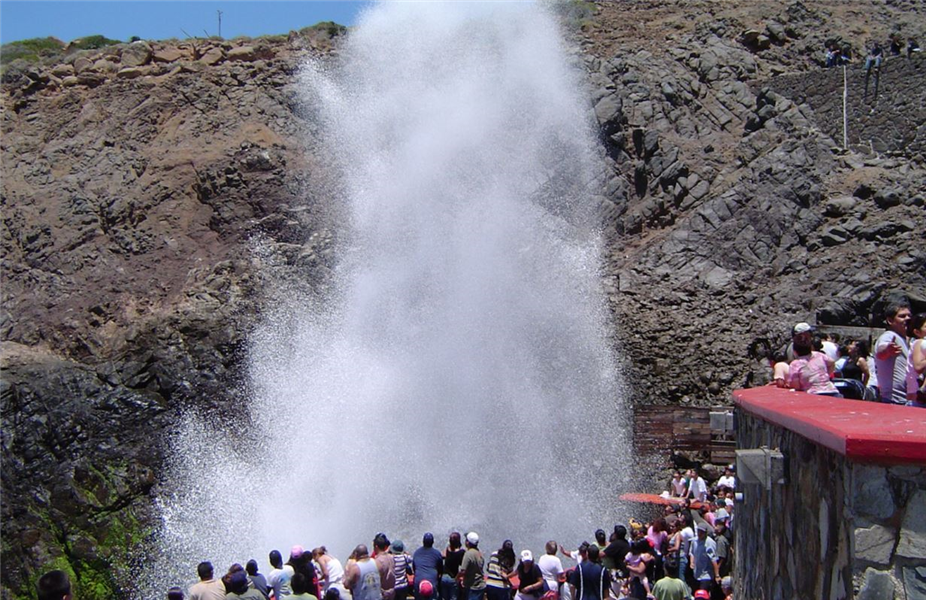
[141, 2, 629, 594]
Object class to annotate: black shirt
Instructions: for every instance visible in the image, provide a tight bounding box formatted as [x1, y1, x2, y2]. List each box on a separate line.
[445, 548, 465, 578]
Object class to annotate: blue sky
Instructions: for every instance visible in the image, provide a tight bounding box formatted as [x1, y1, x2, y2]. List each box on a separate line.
[0, 1, 372, 44]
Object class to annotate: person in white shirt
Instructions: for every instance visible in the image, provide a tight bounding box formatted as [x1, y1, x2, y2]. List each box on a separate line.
[875, 298, 912, 404]
[687, 470, 708, 502]
[537, 542, 564, 597]
[669, 471, 687, 498]
[716, 466, 735, 491]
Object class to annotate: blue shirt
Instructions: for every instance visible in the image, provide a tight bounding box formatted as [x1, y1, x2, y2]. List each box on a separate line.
[412, 547, 443, 587]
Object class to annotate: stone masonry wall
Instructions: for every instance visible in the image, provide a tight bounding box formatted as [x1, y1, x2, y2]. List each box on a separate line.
[734, 408, 926, 600]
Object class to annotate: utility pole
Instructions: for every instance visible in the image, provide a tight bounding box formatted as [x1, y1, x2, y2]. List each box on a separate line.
[217, 10, 223, 38]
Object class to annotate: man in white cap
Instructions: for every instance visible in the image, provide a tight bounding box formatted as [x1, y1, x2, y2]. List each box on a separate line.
[458, 533, 485, 600]
[513, 550, 544, 600]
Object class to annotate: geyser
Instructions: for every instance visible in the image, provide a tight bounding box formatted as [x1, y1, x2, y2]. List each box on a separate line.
[142, 1, 629, 594]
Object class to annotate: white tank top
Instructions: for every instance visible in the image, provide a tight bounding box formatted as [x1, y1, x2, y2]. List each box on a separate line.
[327, 558, 346, 588]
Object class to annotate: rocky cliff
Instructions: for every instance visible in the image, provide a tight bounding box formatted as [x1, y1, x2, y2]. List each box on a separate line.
[1, 2, 925, 599]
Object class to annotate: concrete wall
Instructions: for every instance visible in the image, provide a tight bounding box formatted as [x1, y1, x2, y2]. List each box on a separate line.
[734, 408, 926, 600]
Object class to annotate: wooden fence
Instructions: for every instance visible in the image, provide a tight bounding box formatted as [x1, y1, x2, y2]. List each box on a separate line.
[633, 404, 736, 465]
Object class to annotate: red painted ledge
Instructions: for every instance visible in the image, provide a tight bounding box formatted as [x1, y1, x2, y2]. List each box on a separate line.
[733, 387, 926, 465]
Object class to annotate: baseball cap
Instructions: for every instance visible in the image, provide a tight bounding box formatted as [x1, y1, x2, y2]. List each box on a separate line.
[714, 508, 729, 522]
[466, 532, 479, 545]
[694, 591, 710, 599]
[696, 522, 709, 533]
[291, 545, 304, 558]
[793, 322, 813, 335]
[392, 540, 405, 553]
[423, 532, 434, 545]
[419, 581, 434, 598]
[725, 498, 734, 507]
[521, 550, 533, 562]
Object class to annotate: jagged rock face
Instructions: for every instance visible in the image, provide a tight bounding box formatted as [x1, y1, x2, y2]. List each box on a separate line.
[1, 36, 339, 600]
[1, 2, 925, 599]
[582, 0, 925, 404]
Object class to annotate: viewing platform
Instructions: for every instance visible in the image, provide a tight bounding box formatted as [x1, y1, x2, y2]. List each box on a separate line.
[732, 386, 926, 600]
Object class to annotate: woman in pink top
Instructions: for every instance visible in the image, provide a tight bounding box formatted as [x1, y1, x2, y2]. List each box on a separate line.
[645, 518, 668, 556]
[788, 323, 840, 396]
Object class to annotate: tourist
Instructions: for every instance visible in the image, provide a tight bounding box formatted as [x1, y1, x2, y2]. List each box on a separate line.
[512, 550, 545, 600]
[908, 38, 921, 58]
[344, 545, 382, 600]
[646, 518, 668, 553]
[168, 587, 184, 600]
[247, 559, 271, 600]
[268, 551, 295, 599]
[225, 564, 247, 593]
[770, 352, 790, 388]
[392, 541, 414, 600]
[568, 545, 611, 600]
[670, 471, 687, 498]
[418, 582, 434, 600]
[442, 532, 465, 600]
[560, 541, 589, 565]
[314, 547, 349, 599]
[289, 574, 320, 600]
[373, 534, 397, 600]
[189, 562, 226, 600]
[713, 513, 731, 580]
[839, 340, 870, 385]
[593, 530, 607, 554]
[716, 466, 735, 492]
[412, 533, 443, 600]
[457, 532, 486, 600]
[623, 540, 652, 599]
[37, 571, 71, 600]
[228, 572, 269, 600]
[865, 42, 884, 72]
[688, 524, 719, 593]
[485, 541, 514, 600]
[289, 547, 321, 600]
[649, 555, 689, 600]
[537, 541, 564, 599]
[820, 333, 838, 362]
[667, 514, 694, 583]
[906, 313, 926, 406]
[788, 323, 840, 396]
[721, 576, 733, 600]
[875, 299, 912, 404]
[602, 527, 629, 595]
[687, 470, 708, 502]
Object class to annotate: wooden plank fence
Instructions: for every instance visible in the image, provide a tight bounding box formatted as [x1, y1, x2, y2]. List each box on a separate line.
[633, 404, 736, 465]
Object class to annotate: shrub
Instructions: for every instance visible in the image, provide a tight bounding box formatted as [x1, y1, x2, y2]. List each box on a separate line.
[298, 21, 347, 38]
[0, 37, 65, 66]
[69, 34, 121, 51]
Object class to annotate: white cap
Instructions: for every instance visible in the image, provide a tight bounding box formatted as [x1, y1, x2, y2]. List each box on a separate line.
[521, 550, 533, 562]
[714, 508, 729, 522]
[725, 498, 734, 507]
[466, 532, 479, 545]
[793, 322, 813, 335]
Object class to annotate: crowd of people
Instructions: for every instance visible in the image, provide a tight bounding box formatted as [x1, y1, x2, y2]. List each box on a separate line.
[770, 297, 925, 407]
[824, 35, 920, 68]
[34, 470, 738, 600]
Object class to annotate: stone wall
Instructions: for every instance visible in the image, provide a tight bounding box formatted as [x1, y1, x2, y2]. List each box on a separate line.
[734, 406, 926, 599]
[764, 54, 926, 158]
